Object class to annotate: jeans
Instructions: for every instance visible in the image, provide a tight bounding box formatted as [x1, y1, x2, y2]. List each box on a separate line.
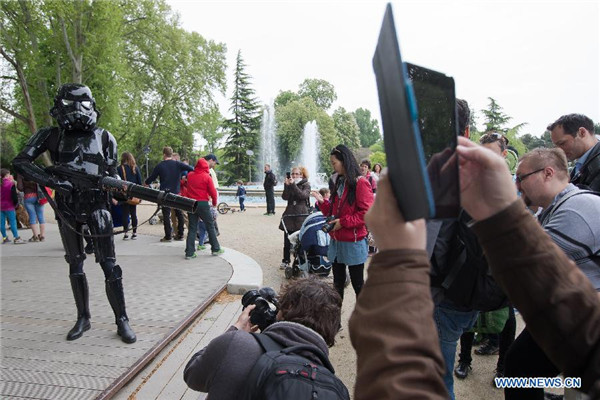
[186, 202, 219, 256]
[433, 303, 479, 400]
[24, 197, 45, 224]
[197, 219, 206, 244]
[238, 196, 245, 211]
[1, 210, 19, 239]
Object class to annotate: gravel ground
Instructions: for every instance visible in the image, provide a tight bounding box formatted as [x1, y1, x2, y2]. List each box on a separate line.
[130, 202, 527, 399]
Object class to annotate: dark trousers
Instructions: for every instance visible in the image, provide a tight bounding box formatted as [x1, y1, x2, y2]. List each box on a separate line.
[162, 206, 184, 239]
[265, 188, 275, 214]
[283, 232, 292, 263]
[504, 328, 559, 400]
[498, 306, 516, 372]
[457, 306, 515, 371]
[332, 262, 364, 300]
[186, 202, 219, 256]
[121, 203, 138, 233]
[239, 196, 245, 211]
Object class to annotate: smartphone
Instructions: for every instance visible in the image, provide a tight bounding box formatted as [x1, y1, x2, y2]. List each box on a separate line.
[286, 172, 291, 179]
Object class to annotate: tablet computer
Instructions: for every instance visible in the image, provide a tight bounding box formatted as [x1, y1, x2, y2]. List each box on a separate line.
[372, 3, 435, 220]
[406, 62, 460, 218]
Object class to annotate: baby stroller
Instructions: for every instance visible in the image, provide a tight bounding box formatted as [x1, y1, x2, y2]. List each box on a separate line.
[281, 212, 332, 279]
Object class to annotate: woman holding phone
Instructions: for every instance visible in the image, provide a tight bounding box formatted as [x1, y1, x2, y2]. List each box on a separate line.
[279, 166, 311, 270]
[312, 144, 374, 302]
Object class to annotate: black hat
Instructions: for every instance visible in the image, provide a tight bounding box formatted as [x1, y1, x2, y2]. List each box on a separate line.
[204, 154, 219, 164]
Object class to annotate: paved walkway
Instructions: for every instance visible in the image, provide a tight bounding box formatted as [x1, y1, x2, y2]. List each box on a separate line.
[0, 223, 256, 400]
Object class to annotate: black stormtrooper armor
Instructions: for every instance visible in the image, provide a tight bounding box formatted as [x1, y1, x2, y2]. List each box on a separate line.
[13, 83, 136, 344]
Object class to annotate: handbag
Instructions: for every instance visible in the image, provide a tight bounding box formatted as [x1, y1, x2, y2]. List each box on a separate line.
[122, 165, 141, 205]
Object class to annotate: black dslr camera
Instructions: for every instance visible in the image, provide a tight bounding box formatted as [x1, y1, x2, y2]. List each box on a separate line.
[241, 287, 279, 331]
[322, 215, 337, 233]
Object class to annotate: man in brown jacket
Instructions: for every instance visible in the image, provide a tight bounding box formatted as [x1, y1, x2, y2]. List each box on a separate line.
[349, 137, 600, 399]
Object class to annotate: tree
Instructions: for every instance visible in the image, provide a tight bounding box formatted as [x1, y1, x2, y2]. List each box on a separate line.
[298, 78, 337, 110]
[353, 107, 381, 147]
[481, 97, 511, 132]
[274, 90, 299, 108]
[195, 108, 224, 154]
[332, 107, 360, 150]
[0, 0, 227, 169]
[222, 50, 261, 183]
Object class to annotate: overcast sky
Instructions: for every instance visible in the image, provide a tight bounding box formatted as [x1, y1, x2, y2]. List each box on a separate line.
[169, 0, 599, 138]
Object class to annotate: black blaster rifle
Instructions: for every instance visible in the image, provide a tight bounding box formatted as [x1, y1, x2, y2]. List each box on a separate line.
[46, 164, 198, 214]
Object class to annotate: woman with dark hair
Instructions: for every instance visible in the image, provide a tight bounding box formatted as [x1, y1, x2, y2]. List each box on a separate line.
[372, 163, 383, 182]
[312, 144, 374, 302]
[118, 152, 142, 240]
[279, 166, 311, 269]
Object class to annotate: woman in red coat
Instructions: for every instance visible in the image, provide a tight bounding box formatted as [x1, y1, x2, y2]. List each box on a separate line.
[313, 145, 374, 302]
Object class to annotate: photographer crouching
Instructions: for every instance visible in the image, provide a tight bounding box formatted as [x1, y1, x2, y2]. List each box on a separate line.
[183, 277, 348, 399]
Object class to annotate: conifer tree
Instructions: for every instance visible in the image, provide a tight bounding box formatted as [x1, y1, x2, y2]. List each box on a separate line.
[222, 50, 261, 183]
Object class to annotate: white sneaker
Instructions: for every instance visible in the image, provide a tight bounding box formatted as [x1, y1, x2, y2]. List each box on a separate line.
[14, 237, 25, 244]
[280, 262, 290, 270]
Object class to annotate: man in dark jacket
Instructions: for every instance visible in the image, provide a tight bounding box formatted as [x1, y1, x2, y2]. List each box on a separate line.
[549, 113, 600, 191]
[145, 146, 193, 241]
[263, 164, 277, 215]
[183, 277, 342, 399]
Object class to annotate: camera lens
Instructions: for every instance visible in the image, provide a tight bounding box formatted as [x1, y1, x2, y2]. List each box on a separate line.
[241, 289, 260, 308]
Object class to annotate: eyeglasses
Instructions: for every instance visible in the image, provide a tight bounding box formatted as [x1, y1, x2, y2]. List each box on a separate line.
[515, 168, 545, 183]
[291, 172, 301, 176]
[330, 147, 341, 155]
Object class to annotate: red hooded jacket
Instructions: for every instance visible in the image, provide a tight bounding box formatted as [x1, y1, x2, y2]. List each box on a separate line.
[320, 175, 374, 242]
[186, 158, 218, 206]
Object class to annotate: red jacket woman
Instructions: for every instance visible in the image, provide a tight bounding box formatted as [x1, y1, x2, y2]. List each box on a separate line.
[319, 176, 373, 243]
[313, 145, 374, 303]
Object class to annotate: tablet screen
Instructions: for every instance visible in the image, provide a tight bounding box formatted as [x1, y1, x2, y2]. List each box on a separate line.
[406, 62, 460, 218]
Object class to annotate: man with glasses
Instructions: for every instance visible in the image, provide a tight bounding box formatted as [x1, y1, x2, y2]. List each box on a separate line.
[548, 114, 600, 191]
[505, 147, 600, 399]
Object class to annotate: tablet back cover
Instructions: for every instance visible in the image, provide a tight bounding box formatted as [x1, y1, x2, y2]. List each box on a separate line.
[373, 3, 434, 220]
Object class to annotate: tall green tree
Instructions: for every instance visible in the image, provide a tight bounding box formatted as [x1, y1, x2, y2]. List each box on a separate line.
[298, 78, 337, 110]
[352, 107, 381, 147]
[222, 50, 261, 183]
[481, 97, 511, 133]
[332, 107, 360, 150]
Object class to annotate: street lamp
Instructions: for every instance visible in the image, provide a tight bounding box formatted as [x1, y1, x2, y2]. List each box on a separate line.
[143, 145, 151, 179]
[246, 149, 254, 183]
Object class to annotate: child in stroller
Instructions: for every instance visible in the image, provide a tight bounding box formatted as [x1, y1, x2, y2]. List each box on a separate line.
[281, 212, 332, 279]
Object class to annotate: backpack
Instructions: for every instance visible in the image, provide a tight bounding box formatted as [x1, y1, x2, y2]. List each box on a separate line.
[430, 211, 508, 312]
[242, 333, 350, 400]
